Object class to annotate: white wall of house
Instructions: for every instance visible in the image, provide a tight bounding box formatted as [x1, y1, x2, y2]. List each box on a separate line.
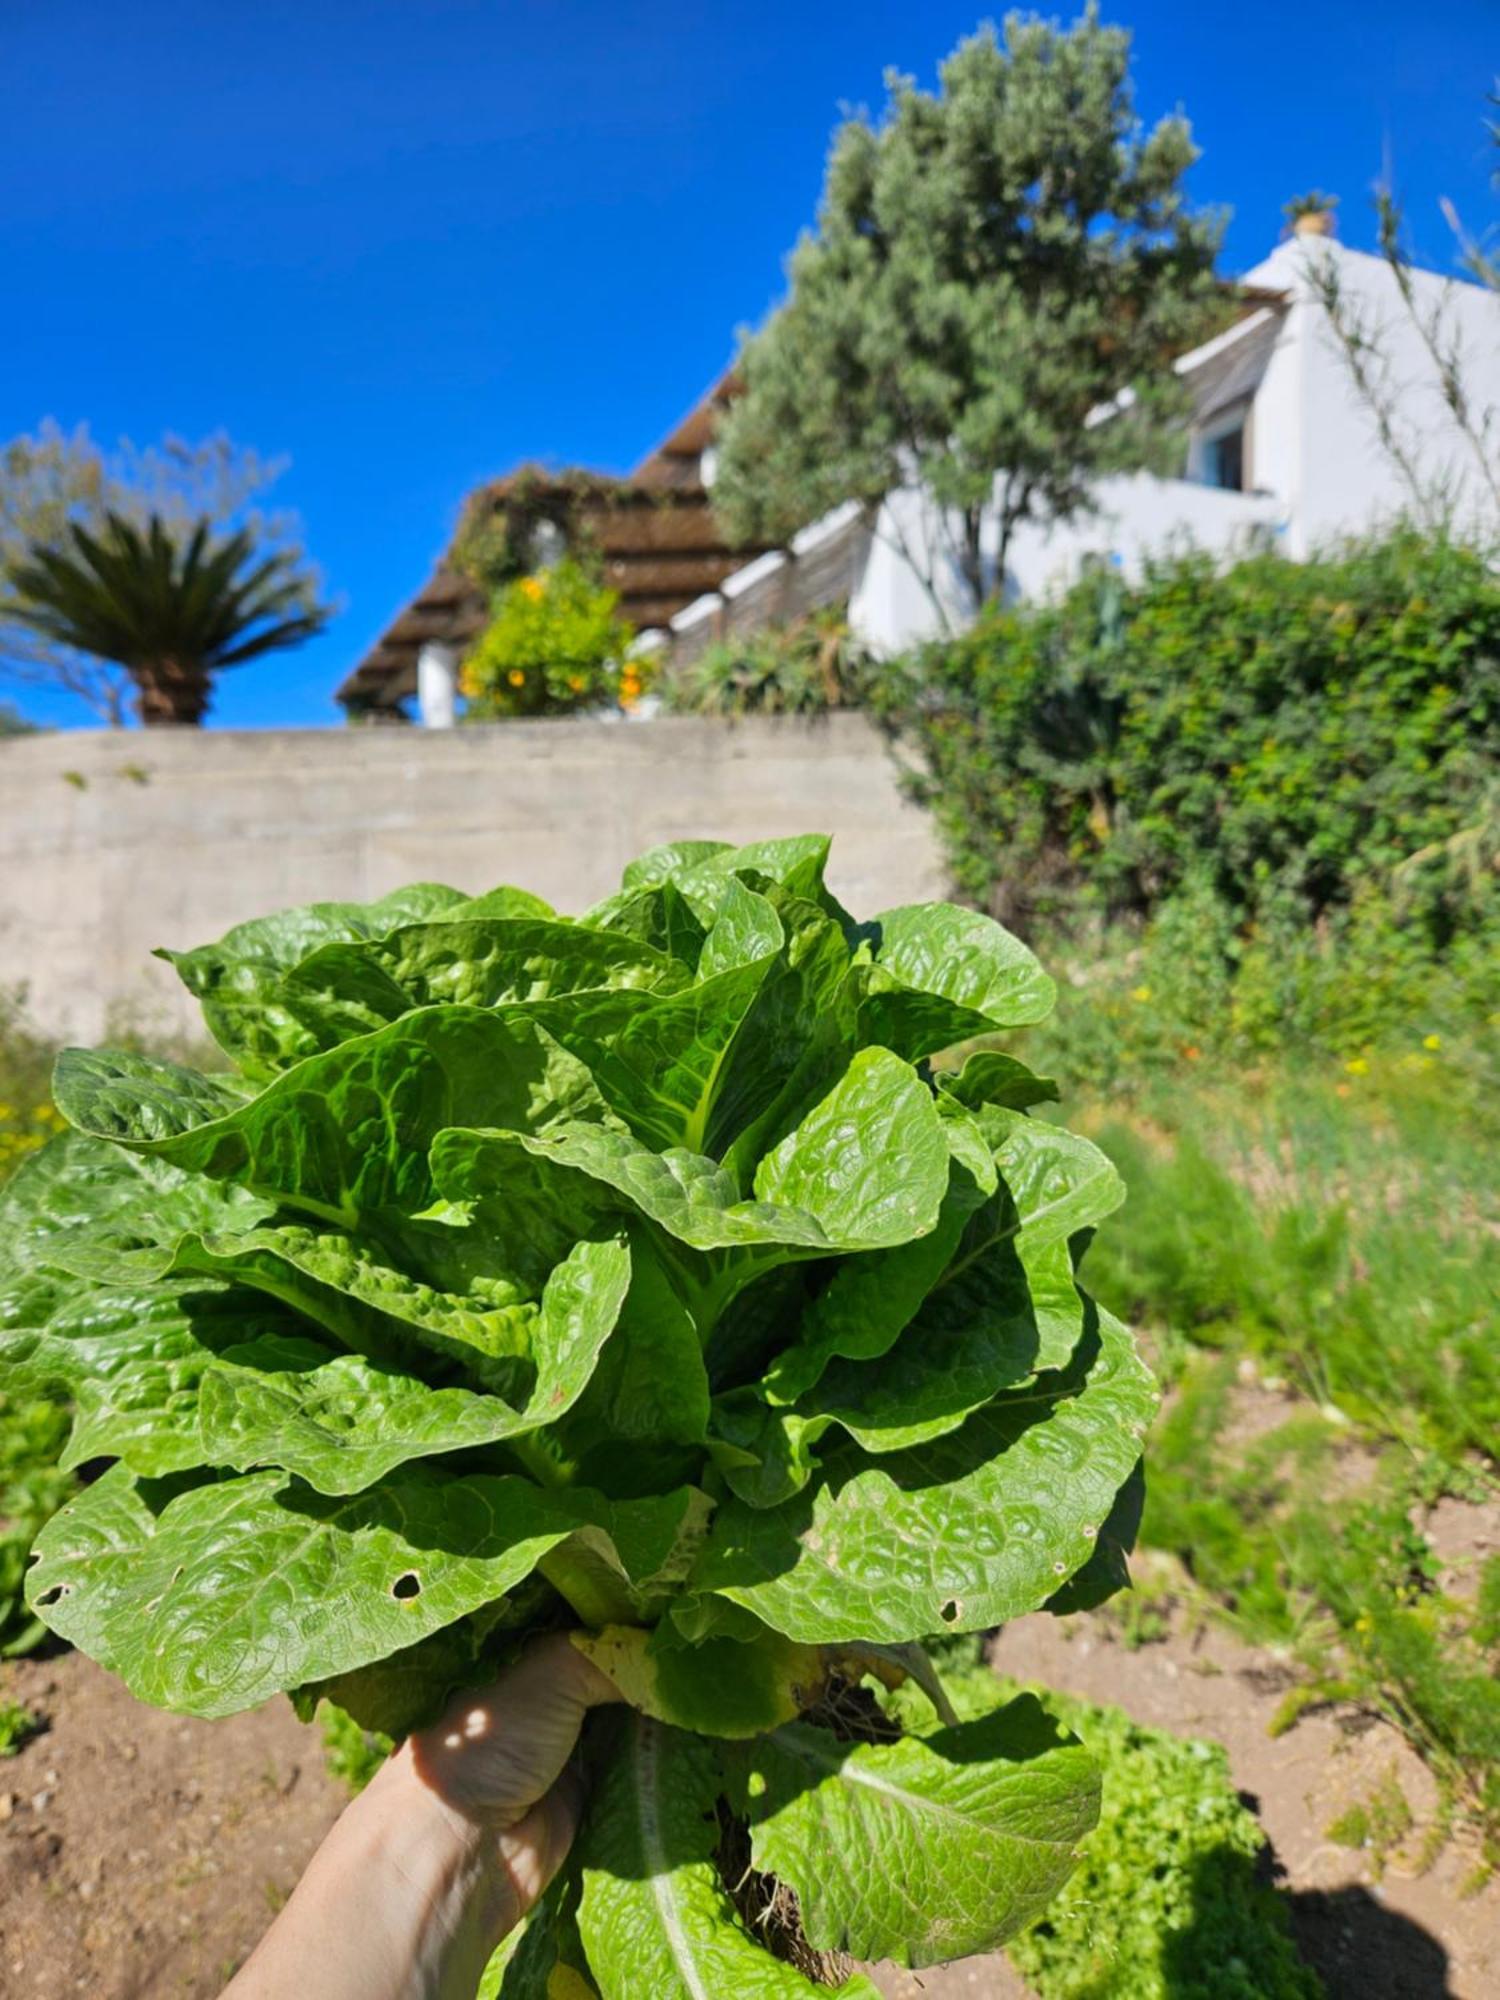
[849, 473, 1285, 653]
[1243, 237, 1500, 557]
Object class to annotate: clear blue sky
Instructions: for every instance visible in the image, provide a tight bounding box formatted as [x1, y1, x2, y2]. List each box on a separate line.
[3, 0, 1496, 729]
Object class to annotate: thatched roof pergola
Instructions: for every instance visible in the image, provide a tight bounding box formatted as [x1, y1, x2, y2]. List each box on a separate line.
[336, 377, 763, 718]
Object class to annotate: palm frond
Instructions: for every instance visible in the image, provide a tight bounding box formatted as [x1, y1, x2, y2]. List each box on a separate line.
[6, 508, 330, 721]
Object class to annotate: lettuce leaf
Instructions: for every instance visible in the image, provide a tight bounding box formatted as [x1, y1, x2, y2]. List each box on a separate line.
[735, 1695, 1099, 1965]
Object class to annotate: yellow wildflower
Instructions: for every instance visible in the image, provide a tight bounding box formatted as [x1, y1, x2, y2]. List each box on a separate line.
[1422, 1033, 1441, 1051]
[518, 576, 545, 603]
[1129, 985, 1152, 1004]
[1344, 1057, 1369, 1077]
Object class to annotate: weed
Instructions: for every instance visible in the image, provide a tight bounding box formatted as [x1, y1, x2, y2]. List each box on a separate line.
[319, 1703, 394, 1795]
[0, 1391, 75, 1657]
[1326, 1768, 1414, 1875]
[0, 1697, 43, 1756]
[1082, 1054, 1500, 1465]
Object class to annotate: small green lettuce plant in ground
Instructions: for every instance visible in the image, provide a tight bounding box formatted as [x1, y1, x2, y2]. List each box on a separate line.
[1004, 1684, 1322, 2000]
[805, 1633, 1325, 1999]
[886, 1658, 1320, 2000]
[2, 836, 1155, 1991]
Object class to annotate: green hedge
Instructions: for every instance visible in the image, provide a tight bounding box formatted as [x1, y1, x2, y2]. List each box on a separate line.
[875, 529, 1500, 934]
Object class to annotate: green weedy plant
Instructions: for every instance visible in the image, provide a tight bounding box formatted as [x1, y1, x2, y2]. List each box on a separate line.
[1, 836, 1154, 1992]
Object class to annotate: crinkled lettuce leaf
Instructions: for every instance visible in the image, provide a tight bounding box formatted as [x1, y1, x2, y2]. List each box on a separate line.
[733, 1695, 1099, 1966]
[26, 1462, 708, 1718]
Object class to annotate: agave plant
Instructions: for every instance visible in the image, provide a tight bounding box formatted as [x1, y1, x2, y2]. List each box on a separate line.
[5, 835, 1154, 1991]
[7, 509, 329, 725]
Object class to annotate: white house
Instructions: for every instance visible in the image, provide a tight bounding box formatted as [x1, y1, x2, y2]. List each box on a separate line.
[345, 227, 1500, 722]
[668, 227, 1500, 663]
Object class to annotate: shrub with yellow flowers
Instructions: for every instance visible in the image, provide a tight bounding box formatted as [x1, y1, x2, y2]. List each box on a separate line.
[459, 558, 646, 719]
[0, 1099, 65, 1182]
[0, 996, 61, 1188]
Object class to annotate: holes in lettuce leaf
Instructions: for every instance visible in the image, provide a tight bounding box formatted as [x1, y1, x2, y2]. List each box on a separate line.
[391, 1571, 422, 1601]
[940, 1598, 961, 1623]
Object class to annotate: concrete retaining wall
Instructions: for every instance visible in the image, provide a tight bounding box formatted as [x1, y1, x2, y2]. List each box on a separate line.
[0, 715, 944, 1042]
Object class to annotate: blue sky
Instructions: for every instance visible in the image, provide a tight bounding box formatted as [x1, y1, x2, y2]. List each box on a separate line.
[3, 0, 1496, 729]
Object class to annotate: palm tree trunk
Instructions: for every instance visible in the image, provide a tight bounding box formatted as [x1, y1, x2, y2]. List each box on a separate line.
[133, 658, 211, 726]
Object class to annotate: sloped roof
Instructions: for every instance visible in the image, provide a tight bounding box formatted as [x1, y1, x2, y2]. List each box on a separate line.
[336, 376, 755, 715]
[1179, 295, 1288, 425]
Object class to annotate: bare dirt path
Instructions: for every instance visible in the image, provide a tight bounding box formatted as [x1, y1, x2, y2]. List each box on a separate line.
[0, 1652, 344, 1999]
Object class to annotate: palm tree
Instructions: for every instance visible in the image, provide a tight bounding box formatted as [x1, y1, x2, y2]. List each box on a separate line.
[7, 510, 330, 725]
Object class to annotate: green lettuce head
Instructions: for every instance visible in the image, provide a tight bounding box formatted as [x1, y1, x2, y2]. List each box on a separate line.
[3, 835, 1154, 1989]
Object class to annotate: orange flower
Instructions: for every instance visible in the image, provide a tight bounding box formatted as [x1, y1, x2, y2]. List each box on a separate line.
[507, 669, 526, 687]
[518, 576, 545, 603]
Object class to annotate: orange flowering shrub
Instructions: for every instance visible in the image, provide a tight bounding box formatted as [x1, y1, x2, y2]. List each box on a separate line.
[460, 559, 645, 718]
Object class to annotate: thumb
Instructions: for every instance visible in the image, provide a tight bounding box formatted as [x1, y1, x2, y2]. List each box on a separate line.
[495, 1765, 586, 1916]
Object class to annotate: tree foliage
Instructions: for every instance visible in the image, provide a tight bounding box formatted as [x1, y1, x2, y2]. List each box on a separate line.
[714, 9, 1224, 612]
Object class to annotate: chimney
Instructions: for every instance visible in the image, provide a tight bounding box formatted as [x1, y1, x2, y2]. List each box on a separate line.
[1285, 192, 1339, 239]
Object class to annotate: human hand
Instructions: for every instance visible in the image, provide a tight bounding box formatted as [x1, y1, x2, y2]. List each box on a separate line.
[404, 1632, 621, 1914]
[223, 1633, 620, 2000]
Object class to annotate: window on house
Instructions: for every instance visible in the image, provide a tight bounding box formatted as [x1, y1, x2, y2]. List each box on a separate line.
[1189, 405, 1250, 493]
[1205, 423, 1246, 492]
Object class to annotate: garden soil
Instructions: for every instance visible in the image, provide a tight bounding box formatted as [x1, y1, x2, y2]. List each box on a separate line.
[2, 1596, 1496, 2000]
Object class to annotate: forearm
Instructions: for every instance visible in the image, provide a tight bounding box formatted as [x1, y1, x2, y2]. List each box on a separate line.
[224, 1741, 520, 2000]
